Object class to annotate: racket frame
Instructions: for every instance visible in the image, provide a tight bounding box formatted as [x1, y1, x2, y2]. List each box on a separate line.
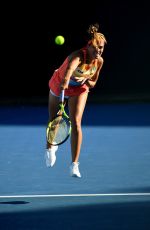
[46, 90, 71, 146]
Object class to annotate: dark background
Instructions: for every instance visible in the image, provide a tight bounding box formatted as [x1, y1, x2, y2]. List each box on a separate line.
[1, 1, 150, 104]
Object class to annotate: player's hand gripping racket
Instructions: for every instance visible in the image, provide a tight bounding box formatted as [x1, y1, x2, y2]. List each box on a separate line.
[46, 90, 71, 146]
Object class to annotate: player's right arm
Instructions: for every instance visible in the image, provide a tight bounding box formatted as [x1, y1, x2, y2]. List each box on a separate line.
[60, 51, 81, 90]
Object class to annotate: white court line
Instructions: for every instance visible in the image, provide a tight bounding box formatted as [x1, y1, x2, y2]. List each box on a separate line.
[0, 193, 150, 199]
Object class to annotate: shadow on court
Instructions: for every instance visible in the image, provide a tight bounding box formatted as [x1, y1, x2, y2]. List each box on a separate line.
[0, 201, 30, 205]
[0, 103, 150, 126]
[0, 200, 150, 230]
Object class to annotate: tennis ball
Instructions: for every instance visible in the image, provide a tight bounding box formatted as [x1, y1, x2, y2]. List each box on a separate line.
[55, 35, 65, 45]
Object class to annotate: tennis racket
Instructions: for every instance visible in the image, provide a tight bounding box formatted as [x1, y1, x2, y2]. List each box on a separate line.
[46, 89, 71, 146]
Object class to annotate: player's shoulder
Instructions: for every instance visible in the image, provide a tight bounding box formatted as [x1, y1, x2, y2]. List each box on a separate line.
[98, 56, 104, 64]
[96, 56, 104, 69]
[70, 49, 83, 57]
[68, 49, 83, 62]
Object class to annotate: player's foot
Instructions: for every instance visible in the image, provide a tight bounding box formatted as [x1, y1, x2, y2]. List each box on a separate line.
[45, 145, 58, 167]
[70, 162, 81, 178]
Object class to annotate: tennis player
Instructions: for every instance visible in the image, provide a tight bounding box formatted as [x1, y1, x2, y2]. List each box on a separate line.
[46, 23, 107, 178]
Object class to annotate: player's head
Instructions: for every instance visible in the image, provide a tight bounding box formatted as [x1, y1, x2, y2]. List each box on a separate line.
[87, 23, 107, 46]
[87, 23, 107, 58]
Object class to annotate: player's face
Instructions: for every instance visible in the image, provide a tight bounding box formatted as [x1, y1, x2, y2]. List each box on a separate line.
[90, 40, 105, 59]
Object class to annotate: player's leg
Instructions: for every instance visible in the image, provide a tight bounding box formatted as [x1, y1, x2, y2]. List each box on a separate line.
[45, 90, 60, 167]
[68, 92, 88, 177]
[48, 91, 60, 124]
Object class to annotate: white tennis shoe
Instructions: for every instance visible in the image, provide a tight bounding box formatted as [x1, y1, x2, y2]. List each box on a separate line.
[70, 162, 81, 178]
[45, 145, 58, 167]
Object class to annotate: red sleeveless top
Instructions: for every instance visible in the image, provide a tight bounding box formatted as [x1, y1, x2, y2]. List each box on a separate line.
[49, 48, 98, 96]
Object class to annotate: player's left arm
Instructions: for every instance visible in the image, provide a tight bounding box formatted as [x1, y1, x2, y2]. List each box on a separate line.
[85, 57, 104, 88]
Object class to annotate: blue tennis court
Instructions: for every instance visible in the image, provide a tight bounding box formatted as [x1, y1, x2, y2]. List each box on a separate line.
[0, 103, 150, 229]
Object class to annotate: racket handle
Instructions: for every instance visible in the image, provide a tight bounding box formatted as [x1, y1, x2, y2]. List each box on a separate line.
[59, 89, 65, 103]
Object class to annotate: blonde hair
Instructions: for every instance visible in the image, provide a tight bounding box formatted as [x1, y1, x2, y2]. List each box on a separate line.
[87, 23, 107, 45]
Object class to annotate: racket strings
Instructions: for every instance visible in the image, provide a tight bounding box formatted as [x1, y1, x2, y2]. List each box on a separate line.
[47, 116, 71, 145]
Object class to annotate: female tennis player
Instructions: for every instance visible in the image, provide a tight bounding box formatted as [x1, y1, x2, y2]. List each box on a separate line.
[46, 23, 107, 178]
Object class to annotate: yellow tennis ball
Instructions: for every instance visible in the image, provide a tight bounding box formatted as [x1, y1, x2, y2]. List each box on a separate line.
[55, 35, 65, 45]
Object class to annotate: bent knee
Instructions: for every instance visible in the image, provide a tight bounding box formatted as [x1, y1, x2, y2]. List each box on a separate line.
[71, 117, 82, 129]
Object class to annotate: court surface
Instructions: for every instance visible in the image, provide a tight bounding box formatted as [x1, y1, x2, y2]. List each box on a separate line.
[0, 103, 150, 229]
